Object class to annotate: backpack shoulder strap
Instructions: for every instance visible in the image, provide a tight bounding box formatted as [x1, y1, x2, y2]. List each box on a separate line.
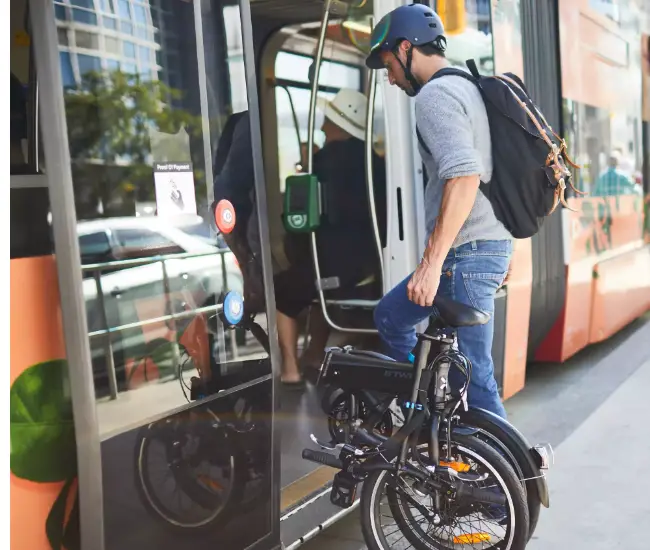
[428, 66, 477, 84]
[417, 64, 480, 155]
[416, 125, 431, 156]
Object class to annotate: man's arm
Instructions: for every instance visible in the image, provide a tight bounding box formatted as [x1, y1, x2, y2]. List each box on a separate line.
[419, 81, 484, 264]
[423, 175, 480, 268]
[407, 80, 483, 306]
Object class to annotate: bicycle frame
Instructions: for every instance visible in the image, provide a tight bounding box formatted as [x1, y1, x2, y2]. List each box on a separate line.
[304, 323, 506, 507]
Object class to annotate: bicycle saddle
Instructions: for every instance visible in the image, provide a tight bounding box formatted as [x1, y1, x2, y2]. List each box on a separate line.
[432, 295, 490, 328]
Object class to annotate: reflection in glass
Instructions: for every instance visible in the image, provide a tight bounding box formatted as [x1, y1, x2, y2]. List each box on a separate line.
[54, 0, 270, 439]
[564, 101, 643, 196]
[435, 0, 494, 74]
[102, 380, 273, 550]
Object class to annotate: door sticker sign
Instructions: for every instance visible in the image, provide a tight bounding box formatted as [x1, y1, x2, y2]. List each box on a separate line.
[153, 162, 197, 217]
[215, 199, 236, 234]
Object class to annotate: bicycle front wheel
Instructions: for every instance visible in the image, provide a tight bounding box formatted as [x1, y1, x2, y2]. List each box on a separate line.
[360, 434, 529, 550]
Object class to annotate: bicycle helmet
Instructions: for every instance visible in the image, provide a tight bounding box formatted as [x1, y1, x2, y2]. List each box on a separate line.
[366, 3, 446, 95]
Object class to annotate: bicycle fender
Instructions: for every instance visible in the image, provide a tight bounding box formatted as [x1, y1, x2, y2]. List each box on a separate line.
[458, 407, 550, 508]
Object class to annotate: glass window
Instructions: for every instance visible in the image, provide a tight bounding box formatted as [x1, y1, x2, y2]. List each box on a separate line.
[275, 52, 362, 90]
[105, 36, 120, 54]
[106, 59, 120, 72]
[57, 27, 69, 46]
[79, 231, 114, 264]
[71, 0, 93, 8]
[59, 3, 271, 486]
[559, 0, 647, 199]
[133, 4, 147, 24]
[138, 46, 151, 63]
[55, 5, 68, 21]
[121, 21, 133, 34]
[434, 0, 494, 74]
[123, 41, 136, 58]
[102, 16, 117, 29]
[101, 0, 115, 12]
[59, 52, 75, 87]
[72, 8, 98, 25]
[275, 87, 335, 189]
[121, 62, 137, 75]
[75, 30, 99, 50]
[78, 54, 101, 76]
[135, 25, 149, 40]
[118, 0, 131, 19]
[491, 0, 524, 76]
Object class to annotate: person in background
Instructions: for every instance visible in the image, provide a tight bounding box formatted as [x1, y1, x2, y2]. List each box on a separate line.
[274, 88, 387, 387]
[593, 150, 642, 197]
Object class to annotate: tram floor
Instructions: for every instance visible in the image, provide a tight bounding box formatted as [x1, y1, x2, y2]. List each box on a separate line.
[278, 381, 336, 506]
[297, 312, 650, 550]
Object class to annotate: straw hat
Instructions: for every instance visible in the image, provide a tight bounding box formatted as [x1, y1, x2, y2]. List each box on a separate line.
[317, 88, 368, 141]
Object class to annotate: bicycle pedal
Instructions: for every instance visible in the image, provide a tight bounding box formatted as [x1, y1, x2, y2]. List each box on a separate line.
[330, 471, 358, 508]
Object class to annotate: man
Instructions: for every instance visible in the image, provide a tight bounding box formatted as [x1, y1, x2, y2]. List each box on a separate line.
[274, 88, 386, 386]
[366, 3, 512, 418]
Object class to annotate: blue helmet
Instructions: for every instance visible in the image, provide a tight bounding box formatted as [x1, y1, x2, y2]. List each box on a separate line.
[366, 3, 445, 70]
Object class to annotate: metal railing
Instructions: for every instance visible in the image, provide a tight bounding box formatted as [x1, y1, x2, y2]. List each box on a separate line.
[82, 248, 235, 400]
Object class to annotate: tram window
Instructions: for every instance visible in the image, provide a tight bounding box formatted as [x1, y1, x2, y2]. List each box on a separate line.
[276, 51, 361, 91]
[276, 87, 335, 189]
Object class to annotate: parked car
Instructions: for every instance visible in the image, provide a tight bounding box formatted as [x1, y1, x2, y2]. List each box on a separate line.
[78, 217, 243, 396]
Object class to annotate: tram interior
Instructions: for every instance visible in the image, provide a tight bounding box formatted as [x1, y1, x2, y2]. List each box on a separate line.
[251, 0, 389, 526]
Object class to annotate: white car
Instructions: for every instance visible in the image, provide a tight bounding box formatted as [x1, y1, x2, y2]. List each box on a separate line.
[78, 217, 243, 394]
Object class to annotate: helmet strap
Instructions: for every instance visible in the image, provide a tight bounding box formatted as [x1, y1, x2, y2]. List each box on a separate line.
[392, 44, 422, 96]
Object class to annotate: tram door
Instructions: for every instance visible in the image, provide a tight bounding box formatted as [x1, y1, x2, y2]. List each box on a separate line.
[26, 1, 281, 549]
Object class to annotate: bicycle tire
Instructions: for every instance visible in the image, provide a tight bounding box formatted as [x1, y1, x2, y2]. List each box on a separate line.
[133, 417, 246, 533]
[360, 434, 529, 550]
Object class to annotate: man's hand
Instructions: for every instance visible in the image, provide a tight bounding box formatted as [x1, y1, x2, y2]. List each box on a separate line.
[407, 261, 440, 307]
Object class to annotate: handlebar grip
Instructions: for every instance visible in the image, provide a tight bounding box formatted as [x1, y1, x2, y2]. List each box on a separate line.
[302, 449, 344, 469]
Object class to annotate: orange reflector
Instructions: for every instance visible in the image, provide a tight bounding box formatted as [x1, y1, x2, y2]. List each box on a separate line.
[453, 533, 491, 544]
[440, 460, 471, 473]
[198, 475, 223, 491]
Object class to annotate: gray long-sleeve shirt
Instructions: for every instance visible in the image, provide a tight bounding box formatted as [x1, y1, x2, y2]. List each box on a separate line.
[415, 73, 513, 248]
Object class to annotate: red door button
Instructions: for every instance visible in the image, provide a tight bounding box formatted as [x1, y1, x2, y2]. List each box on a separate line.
[214, 199, 236, 234]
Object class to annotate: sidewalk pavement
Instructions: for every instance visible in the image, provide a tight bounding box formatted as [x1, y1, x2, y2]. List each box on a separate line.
[302, 357, 650, 550]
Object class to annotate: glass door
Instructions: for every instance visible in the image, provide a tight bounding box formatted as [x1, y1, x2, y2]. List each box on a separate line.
[35, 1, 280, 549]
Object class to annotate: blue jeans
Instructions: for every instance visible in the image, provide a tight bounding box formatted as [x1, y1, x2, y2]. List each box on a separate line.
[374, 240, 512, 419]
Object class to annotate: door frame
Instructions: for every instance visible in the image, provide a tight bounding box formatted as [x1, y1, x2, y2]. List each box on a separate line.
[30, 1, 105, 548]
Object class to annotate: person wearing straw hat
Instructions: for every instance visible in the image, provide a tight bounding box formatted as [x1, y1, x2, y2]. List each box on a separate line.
[274, 88, 387, 387]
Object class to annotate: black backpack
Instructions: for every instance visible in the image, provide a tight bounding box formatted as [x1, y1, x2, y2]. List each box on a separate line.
[416, 59, 582, 239]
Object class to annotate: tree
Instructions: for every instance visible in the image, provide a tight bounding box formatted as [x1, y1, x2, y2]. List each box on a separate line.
[63, 70, 206, 220]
